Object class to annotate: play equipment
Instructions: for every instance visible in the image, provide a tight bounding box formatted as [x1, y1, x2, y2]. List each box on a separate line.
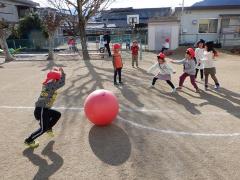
[84, 89, 119, 126]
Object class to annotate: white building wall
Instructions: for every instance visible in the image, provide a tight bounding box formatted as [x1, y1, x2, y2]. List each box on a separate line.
[148, 21, 179, 51]
[180, 9, 240, 44]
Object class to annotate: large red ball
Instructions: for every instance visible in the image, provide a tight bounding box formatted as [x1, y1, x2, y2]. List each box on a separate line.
[84, 89, 119, 126]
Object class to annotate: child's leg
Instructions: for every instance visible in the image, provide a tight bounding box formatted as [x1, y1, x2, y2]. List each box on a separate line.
[205, 73, 209, 88]
[190, 75, 198, 90]
[152, 77, 158, 86]
[25, 108, 50, 143]
[195, 69, 199, 78]
[210, 74, 220, 86]
[114, 69, 117, 83]
[132, 55, 134, 67]
[200, 69, 204, 79]
[166, 80, 175, 89]
[136, 55, 139, 67]
[48, 109, 61, 130]
[179, 73, 188, 87]
[118, 68, 122, 83]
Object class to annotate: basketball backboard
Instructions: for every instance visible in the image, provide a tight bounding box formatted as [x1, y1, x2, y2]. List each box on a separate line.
[127, 15, 139, 27]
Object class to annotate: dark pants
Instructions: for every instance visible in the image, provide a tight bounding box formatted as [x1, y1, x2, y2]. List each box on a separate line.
[195, 69, 204, 79]
[161, 47, 168, 53]
[25, 107, 61, 143]
[114, 68, 122, 83]
[152, 77, 175, 89]
[105, 43, 112, 56]
[179, 73, 198, 90]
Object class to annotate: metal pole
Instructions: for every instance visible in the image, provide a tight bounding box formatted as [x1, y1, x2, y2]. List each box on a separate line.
[180, 0, 185, 44]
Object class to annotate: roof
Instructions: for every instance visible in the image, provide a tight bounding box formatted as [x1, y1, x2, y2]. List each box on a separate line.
[175, 5, 240, 11]
[96, 7, 172, 28]
[219, 14, 240, 17]
[12, 0, 39, 7]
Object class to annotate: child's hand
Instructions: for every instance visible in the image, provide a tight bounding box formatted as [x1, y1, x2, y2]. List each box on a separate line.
[59, 67, 64, 73]
[173, 71, 176, 74]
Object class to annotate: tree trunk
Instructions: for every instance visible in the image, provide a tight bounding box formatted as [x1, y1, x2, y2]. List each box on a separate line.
[79, 16, 90, 60]
[47, 34, 54, 60]
[0, 31, 15, 62]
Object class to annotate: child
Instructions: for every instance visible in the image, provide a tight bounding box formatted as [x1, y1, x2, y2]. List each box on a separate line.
[131, 40, 139, 68]
[171, 48, 200, 93]
[112, 43, 123, 85]
[195, 39, 205, 81]
[161, 38, 170, 53]
[200, 41, 220, 90]
[24, 67, 66, 148]
[148, 53, 176, 92]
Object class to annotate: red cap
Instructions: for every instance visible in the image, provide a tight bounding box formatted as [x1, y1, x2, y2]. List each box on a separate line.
[157, 52, 165, 59]
[165, 38, 170, 42]
[186, 48, 195, 59]
[113, 43, 121, 49]
[43, 70, 61, 85]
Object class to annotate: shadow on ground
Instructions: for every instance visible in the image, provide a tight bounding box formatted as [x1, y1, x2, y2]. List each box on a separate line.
[88, 124, 131, 166]
[22, 141, 64, 180]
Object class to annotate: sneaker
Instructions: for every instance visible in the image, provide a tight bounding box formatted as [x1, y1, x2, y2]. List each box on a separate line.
[201, 78, 204, 81]
[214, 84, 220, 90]
[171, 88, 176, 93]
[119, 82, 124, 85]
[176, 86, 182, 90]
[24, 140, 39, 149]
[149, 85, 155, 88]
[46, 129, 55, 138]
[196, 89, 200, 93]
[114, 82, 118, 86]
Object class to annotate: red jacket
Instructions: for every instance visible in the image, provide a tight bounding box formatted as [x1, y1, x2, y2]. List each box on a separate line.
[131, 45, 139, 55]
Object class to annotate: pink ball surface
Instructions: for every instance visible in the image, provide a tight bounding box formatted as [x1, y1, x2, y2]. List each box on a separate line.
[84, 89, 119, 126]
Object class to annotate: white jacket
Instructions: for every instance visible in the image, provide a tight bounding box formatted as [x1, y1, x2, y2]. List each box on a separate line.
[201, 51, 215, 69]
[148, 62, 175, 75]
[195, 48, 204, 69]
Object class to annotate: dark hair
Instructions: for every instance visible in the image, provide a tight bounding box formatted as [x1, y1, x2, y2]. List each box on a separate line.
[205, 41, 217, 56]
[197, 39, 205, 48]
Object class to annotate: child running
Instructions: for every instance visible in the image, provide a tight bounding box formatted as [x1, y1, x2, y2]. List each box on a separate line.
[195, 39, 205, 81]
[131, 40, 139, 68]
[112, 43, 123, 86]
[24, 67, 66, 148]
[171, 48, 200, 93]
[200, 41, 220, 90]
[148, 53, 176, 92]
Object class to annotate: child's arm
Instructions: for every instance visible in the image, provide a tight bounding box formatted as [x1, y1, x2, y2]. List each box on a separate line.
[171, 59, 185, 65]
[147, 62, 158, 73]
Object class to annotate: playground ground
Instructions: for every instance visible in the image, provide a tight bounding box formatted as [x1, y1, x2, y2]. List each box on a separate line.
[0, 50, 240, 180]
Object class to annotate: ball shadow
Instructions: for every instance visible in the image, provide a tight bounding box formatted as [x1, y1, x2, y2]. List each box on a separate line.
[88, 124, 131, 166]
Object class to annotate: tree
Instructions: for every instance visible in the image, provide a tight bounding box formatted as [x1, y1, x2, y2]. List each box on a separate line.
[48, 0, 114, 60]
[0, 19, 15, 62]
[41, 11, 65, 60]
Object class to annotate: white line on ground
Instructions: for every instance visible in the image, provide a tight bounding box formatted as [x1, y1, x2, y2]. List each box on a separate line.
[117, 116, 240, 137]
[0, 105, 240, 137]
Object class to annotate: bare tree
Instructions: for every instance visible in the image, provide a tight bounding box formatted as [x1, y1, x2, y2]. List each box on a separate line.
[0, 19, 15, 62]
[42, 11, 65, 60]
[48, 0, 114, 60]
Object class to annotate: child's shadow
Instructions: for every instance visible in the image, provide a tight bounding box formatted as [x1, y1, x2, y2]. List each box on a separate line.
[23, 141, 64, 180]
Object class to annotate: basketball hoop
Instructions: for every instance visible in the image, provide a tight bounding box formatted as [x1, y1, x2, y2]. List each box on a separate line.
[127, 15, 139, 28]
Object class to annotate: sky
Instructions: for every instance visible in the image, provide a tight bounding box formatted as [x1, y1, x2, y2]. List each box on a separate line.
[33, 0, 202, 8]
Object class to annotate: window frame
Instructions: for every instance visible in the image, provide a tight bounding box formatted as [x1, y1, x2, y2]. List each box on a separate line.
[198, 18, 218, 34]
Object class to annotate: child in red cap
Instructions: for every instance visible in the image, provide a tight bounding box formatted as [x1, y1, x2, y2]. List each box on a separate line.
[171, 48, 199, 93]
[24, 67, 66, 148]
[148, 53, 176, 92]
[112, 43, 123, 86]
[131, 40, 139, 68]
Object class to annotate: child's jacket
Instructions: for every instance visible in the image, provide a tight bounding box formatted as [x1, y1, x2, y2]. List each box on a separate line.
[148, 62, 175, 75]
[113, 54, 123, 68]
[35, 73, 66, 108]
[172, 59, 196, 75]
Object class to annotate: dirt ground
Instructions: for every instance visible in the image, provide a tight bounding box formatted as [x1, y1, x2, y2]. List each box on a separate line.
[0, 50, 240, 180]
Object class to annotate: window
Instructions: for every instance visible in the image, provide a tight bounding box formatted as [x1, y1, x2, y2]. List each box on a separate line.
[198, 19, 218, 33]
